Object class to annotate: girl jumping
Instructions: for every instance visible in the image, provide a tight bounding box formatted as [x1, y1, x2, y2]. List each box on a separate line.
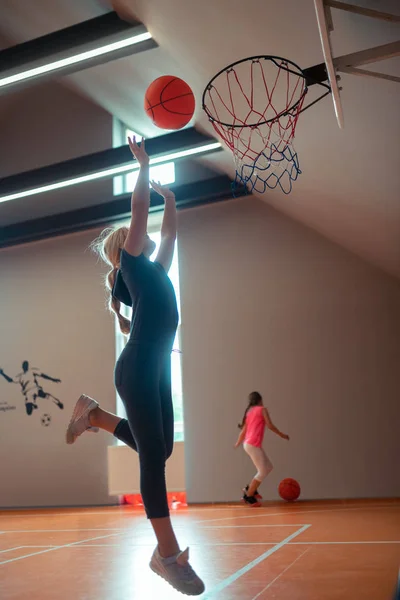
[235, 391, 289, 506]
[65, 137, 204, 596]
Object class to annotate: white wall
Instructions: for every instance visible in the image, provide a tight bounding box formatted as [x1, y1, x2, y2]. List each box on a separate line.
[178, 197, 400, 503]
[0, 230, 118, 507]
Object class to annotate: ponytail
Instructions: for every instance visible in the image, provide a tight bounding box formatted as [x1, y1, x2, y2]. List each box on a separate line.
[90, 225, 130, 334]
[238, 391, 263, 429]
[107, 267, 131, 335]
[238, 406, 251, 430]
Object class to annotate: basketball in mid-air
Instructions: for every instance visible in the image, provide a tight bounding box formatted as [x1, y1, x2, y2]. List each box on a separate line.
[279, 478, 301, 502]
[144, 75, 195, 130]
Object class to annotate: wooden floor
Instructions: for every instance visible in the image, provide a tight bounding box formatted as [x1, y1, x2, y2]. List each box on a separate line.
[1, 499, 399, 599]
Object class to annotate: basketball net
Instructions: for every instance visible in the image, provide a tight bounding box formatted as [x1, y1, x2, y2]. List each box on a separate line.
[203, 57, 308, 194]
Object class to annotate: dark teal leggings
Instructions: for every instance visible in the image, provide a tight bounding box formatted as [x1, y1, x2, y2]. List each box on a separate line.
[113, 340, 174, 519]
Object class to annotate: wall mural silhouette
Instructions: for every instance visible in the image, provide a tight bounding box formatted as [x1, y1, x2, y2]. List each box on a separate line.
[0, 361, 63, 425]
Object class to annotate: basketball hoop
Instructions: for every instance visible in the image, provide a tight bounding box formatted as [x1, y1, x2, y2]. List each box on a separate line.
[202, 56, 330, 194]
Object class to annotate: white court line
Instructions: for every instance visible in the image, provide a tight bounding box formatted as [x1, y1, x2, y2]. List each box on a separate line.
[289, 540, 400, 545]
[197, 503, 400, 524]
[201, 524, 306, 529]
[0, 510, 125, 519]
[201, 524, 311, 599]
[0, 547, 25, 554]
[251, 548, 310, 600]
[0, 505, 248, 520]
[53, 542, 277, 547]
[6, 539, 398, 549]
[0, 531, 126, 566]
[0, 545, 61, 551]
[3, 545, 60, 548]
[0, 525, 302, 535]
[0, 509, 136, 519]
[1, 528, 125, 533]
[177, 505, 246, 512]
[1, 502, 398, 521]
[64, 540, 400, 548]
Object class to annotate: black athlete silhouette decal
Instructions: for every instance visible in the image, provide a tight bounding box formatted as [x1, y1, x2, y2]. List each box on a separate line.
[0, 361, 63, 415]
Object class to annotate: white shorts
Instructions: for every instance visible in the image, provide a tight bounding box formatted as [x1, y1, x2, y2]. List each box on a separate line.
[243, 443, 273, 482]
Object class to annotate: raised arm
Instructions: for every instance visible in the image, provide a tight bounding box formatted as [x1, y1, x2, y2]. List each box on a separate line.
[151, 181, 177, 272]
[263, 407, 289, 440]
[35, 370, 61, 383]
[0, 368, 15, 383]
[124, 137, 150, 257]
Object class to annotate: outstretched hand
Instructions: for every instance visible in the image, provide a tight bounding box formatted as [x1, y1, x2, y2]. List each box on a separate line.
[128, 136, 149, 166]
[150, 180, 175, 200]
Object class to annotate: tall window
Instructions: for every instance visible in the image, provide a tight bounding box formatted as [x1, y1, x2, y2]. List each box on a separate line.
[114, 232, 184, 442]
[112, 119, 183, 441]
[113, 119, 175, 196]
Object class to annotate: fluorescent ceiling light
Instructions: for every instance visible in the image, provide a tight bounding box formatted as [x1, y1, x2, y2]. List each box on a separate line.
[0, 142, 222, 204]
[0, 32, 152, 88]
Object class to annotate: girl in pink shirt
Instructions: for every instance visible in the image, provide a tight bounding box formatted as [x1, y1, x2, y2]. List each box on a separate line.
[235, 391, 289, 506]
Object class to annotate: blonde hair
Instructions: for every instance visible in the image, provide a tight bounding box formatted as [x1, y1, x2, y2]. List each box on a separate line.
[91, 226, 131, 335]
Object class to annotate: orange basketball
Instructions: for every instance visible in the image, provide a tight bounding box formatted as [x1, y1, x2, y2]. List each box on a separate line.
[144, 76, 195, 130]
[279, 478, 301, 502]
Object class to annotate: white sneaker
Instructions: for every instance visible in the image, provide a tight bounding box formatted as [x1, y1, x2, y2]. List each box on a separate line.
[65, 394, 99, 445]
[150, 546, 205, 596]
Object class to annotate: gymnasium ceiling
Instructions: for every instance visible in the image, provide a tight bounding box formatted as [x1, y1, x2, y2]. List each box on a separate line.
[0, 0, 399, 277]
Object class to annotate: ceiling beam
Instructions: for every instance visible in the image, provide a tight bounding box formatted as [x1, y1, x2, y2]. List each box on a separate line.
[0, 128, 222, 204]
[0, 176, 241, 248]
[326, 1, 400, 24]
[0, 12, 157, 96]
[338, 66, 400, 84]
[334, 41, 400, 69]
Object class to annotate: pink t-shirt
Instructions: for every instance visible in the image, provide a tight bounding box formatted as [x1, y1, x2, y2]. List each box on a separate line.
[244, 406, 265, 448]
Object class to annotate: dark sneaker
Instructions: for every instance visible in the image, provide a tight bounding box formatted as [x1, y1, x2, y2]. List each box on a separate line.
[243, 485, 262, 500]
[242, 494, 262, 507]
